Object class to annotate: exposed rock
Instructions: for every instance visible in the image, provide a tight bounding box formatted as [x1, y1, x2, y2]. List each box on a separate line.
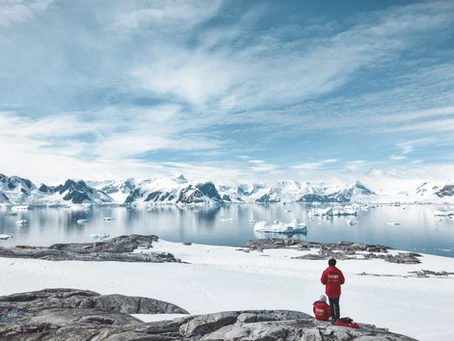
[243, 239, 423, 264]
[0, 234, 182, 263]
[0, 297, 417, 341]
[0, 288, 189, 316]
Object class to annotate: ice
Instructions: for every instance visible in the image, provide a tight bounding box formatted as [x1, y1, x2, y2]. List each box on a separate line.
[254, 219, 307, 233]
[90, 232, 110, 239]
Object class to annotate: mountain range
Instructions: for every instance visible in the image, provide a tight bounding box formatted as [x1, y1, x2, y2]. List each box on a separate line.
[1, 172, 454, 206]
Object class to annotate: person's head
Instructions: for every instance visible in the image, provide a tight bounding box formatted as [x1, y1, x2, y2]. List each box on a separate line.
[328, 258, 337, 266]
[319, 294, 327, 302]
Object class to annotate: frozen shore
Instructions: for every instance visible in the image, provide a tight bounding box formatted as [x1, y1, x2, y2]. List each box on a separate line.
[0, 237, 453, 340]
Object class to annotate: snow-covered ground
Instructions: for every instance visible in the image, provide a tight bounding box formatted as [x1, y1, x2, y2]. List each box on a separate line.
[0, 240, 453, 341]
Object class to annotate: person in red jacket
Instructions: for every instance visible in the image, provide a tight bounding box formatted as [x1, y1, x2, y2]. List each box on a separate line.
[321, 258, 345, 321]
[313, 294, 331, 321]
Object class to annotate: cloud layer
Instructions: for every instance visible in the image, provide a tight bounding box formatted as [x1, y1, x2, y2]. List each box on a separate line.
[1, 0, 454, 187]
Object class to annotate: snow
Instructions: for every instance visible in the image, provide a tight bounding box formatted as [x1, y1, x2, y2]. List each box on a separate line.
[0, 240, 453, 341]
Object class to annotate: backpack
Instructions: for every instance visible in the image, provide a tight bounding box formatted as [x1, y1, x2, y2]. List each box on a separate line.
[334, 317, 359, 328]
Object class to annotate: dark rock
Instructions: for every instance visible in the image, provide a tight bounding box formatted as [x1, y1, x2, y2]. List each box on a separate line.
[243, 239, 417, 265]
[0, 234, 182, 263]
[0, 291, 417, 341]
[0, 289, 188, 316]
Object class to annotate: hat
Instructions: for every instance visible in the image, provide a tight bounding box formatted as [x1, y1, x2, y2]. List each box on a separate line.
[319, 295, 327, 302]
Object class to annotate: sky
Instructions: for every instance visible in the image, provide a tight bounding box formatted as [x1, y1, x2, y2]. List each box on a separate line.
[1, 0, 454, 190]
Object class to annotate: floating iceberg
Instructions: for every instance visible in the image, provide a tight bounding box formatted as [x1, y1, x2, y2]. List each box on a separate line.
[0, 234, 13, 240]
[384, 222, 401, 226]
[254, 219, 307, 234]
[11, 205, 29, 211]
[90, 232, 110, 239]
[345, 219, 357, 226]
[220, 218, 233, 222]
[433, 210, 454, 216]
[248, 219, 257, 224]
[308, 207, 333, 217]
[16, 219, 27, 225]
[333, 209, 357, 216]
[104, 217, 115, 222]
[77, 219, 88, 224]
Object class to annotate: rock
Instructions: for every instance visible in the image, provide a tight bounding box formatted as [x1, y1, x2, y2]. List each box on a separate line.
[0, 234, 182, 263]
[0, 301, 417, 341]
[0, 288, 189, 316]
[244, 239, 419, 265]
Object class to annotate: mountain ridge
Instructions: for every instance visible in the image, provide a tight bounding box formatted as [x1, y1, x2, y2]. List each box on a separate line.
[1, 172, 454, 206]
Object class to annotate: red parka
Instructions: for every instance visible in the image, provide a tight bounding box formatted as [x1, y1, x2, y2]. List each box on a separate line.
[321, 266, 345, 298]
[313, 300, 331, 321]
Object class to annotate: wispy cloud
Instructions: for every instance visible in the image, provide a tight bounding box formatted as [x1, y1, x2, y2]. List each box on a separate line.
[291, 159, 339, 170]
[389, 155, 407, 161]
[1, 0, 454, 184]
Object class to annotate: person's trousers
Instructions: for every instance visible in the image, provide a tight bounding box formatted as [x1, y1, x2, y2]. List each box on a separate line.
[329, 297, 340, 320]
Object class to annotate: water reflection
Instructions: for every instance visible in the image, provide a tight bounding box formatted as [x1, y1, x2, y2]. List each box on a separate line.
[0, 204, 453, 258]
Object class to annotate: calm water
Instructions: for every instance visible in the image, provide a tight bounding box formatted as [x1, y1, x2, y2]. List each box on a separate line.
[0, 204, 453, 258]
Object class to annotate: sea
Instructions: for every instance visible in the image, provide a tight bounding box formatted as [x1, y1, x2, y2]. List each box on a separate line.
[0, 203, 453, 258]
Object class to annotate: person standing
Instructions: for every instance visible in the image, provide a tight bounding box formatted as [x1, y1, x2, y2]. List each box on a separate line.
[321, 258, 345, 321]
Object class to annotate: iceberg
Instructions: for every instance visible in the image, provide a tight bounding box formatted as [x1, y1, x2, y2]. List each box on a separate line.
[308, 207, 333, 217]
[433, 210, 454, 216]
[384, 222, 401, 226]
[253, 219, 307, 234]
[11, 205, 29, 211]
[333, 209, 357, 216]
[16, 219, 27, 225]
[0, 234, 13, 240]
[90, 232, 110, 239]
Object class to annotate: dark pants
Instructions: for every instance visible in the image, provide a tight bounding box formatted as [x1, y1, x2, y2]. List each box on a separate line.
[329, 297, 340, 320]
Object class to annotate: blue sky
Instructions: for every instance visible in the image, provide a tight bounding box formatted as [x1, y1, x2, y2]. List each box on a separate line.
[1, 0, 454, 189]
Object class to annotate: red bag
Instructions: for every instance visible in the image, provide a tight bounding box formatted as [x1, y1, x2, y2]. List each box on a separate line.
[334, 317, 359, 328]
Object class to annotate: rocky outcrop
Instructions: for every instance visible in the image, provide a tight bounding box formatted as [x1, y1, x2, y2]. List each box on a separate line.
[0, 295, 417, 341]
[0, 234, 182, 263]
[242, 239, 422, 264]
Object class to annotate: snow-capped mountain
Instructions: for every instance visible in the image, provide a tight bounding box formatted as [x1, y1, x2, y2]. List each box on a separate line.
[87, 179, 135, 203]
[217, 180, 375, 204]
[123, 175, 223, 205]
[0, 174, 113, 205]
[297, 181, 376, 203]
[0, 173, 36, 203]
[409, 179, 454, 201]
[6, 171, 454, 206]
[36, 179, 113, 205]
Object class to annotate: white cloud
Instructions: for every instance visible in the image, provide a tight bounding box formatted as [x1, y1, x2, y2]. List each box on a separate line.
[291, 159, 338, 170]
[248, 160, 265, 165]
[396, 137, 437, 154]
[389, 155, 407, 161]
